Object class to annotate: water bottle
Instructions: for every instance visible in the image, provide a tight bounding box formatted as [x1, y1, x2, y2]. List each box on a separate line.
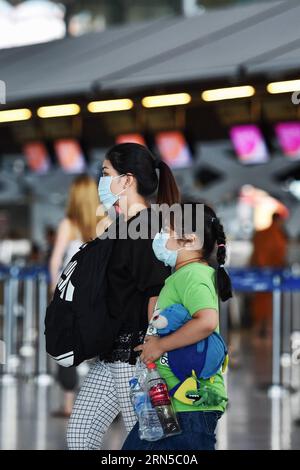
[129, 377, 164, 442]
[146, 363, 181, 437]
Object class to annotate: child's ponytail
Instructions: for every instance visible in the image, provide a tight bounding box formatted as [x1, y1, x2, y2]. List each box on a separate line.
[212, 217, 233, 302]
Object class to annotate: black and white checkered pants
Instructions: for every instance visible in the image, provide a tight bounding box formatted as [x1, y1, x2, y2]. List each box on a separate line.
[66, 359, 137, 450]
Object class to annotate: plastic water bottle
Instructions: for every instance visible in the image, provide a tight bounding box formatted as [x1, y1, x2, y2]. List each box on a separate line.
[146, 363, 181, 437]
[129, 377, 164, 442]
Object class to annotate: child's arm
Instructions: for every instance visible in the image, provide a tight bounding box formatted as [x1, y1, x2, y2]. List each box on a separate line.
[160, 308, 218, 352]
[147, 296, 158, 322]
[135, 308, 218, 364]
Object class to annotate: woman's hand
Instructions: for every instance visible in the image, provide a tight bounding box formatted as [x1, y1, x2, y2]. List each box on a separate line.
[134, 336, 165, 365]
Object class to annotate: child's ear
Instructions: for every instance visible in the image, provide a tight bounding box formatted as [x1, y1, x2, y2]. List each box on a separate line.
[183, 234, 196, 247]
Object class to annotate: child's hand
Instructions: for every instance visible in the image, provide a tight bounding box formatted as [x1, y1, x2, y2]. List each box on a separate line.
[134, 336, 165, 365]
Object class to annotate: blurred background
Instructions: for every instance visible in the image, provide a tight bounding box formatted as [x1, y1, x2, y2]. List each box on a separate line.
[1, 0, 300, 450]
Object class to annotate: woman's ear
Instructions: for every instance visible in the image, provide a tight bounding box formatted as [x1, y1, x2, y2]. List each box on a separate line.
[124, 173, 135, 190]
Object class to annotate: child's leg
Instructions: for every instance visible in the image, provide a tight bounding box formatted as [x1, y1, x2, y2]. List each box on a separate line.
[122, 411, 222, 451]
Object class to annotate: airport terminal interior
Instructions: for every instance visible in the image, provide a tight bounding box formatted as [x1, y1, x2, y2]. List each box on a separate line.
[1, 0, 300, 451]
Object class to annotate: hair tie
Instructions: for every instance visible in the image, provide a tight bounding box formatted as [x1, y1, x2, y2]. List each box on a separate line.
[218, 243, 226, 248]
[219, 264, 225, 268]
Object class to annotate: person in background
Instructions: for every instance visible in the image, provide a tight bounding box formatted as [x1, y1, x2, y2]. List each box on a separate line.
[28, 242, 42, 264]
[49, 174, 101, 417]
[44, 226, 56, 265]
[251, 212, 288, 338]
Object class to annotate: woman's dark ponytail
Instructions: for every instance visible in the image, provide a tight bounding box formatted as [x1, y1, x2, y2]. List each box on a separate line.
[106, 143, 181, 206]
[156, 160, 181, 206]
[212, 217, 232, 302]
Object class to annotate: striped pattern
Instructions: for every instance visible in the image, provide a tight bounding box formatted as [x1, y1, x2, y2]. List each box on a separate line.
[58, 260, 77, 302]
[51, 351, 74, 367]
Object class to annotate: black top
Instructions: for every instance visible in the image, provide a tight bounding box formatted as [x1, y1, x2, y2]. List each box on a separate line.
[99, 207, 170, 365]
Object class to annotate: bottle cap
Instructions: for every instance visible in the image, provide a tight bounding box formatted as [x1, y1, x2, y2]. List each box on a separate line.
[147, 363, 156, 369]
[129, 378, 138, 387]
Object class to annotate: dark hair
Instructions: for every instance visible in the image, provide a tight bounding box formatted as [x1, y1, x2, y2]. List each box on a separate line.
[272, 212, 283, 223]
[105, 143, 181, 206]
[170, 202, 232, 302]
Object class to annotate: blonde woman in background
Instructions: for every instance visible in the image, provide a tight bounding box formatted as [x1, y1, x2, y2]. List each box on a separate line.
[49, 174, 106, 417]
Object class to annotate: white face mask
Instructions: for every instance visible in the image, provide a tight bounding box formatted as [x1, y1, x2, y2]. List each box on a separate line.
[98, 174, 126, 210]
[152, 231, 184, 267]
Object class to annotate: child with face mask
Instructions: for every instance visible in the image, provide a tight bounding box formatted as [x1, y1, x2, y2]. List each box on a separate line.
[122, 203, 232, 451]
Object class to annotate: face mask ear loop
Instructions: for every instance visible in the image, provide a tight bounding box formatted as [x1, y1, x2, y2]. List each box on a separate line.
[111, 174, 127, 198]
[120, 173, 133, 198]
[164, 231, 185, 255]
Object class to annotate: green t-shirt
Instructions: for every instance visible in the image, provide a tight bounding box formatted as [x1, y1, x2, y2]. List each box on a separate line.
[155, 262, 227, 413]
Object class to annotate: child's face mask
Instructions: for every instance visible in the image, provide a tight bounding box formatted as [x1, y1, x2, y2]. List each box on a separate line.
[152, 231, 184, 267]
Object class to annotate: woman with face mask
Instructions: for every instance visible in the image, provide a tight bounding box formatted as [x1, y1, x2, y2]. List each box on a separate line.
[67, 143, 181, 450]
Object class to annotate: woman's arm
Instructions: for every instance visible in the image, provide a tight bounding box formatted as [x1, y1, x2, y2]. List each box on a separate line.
[135, 308, 219, 365]
[49, 219, 71, 292]
[148, 296, 158, 322]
